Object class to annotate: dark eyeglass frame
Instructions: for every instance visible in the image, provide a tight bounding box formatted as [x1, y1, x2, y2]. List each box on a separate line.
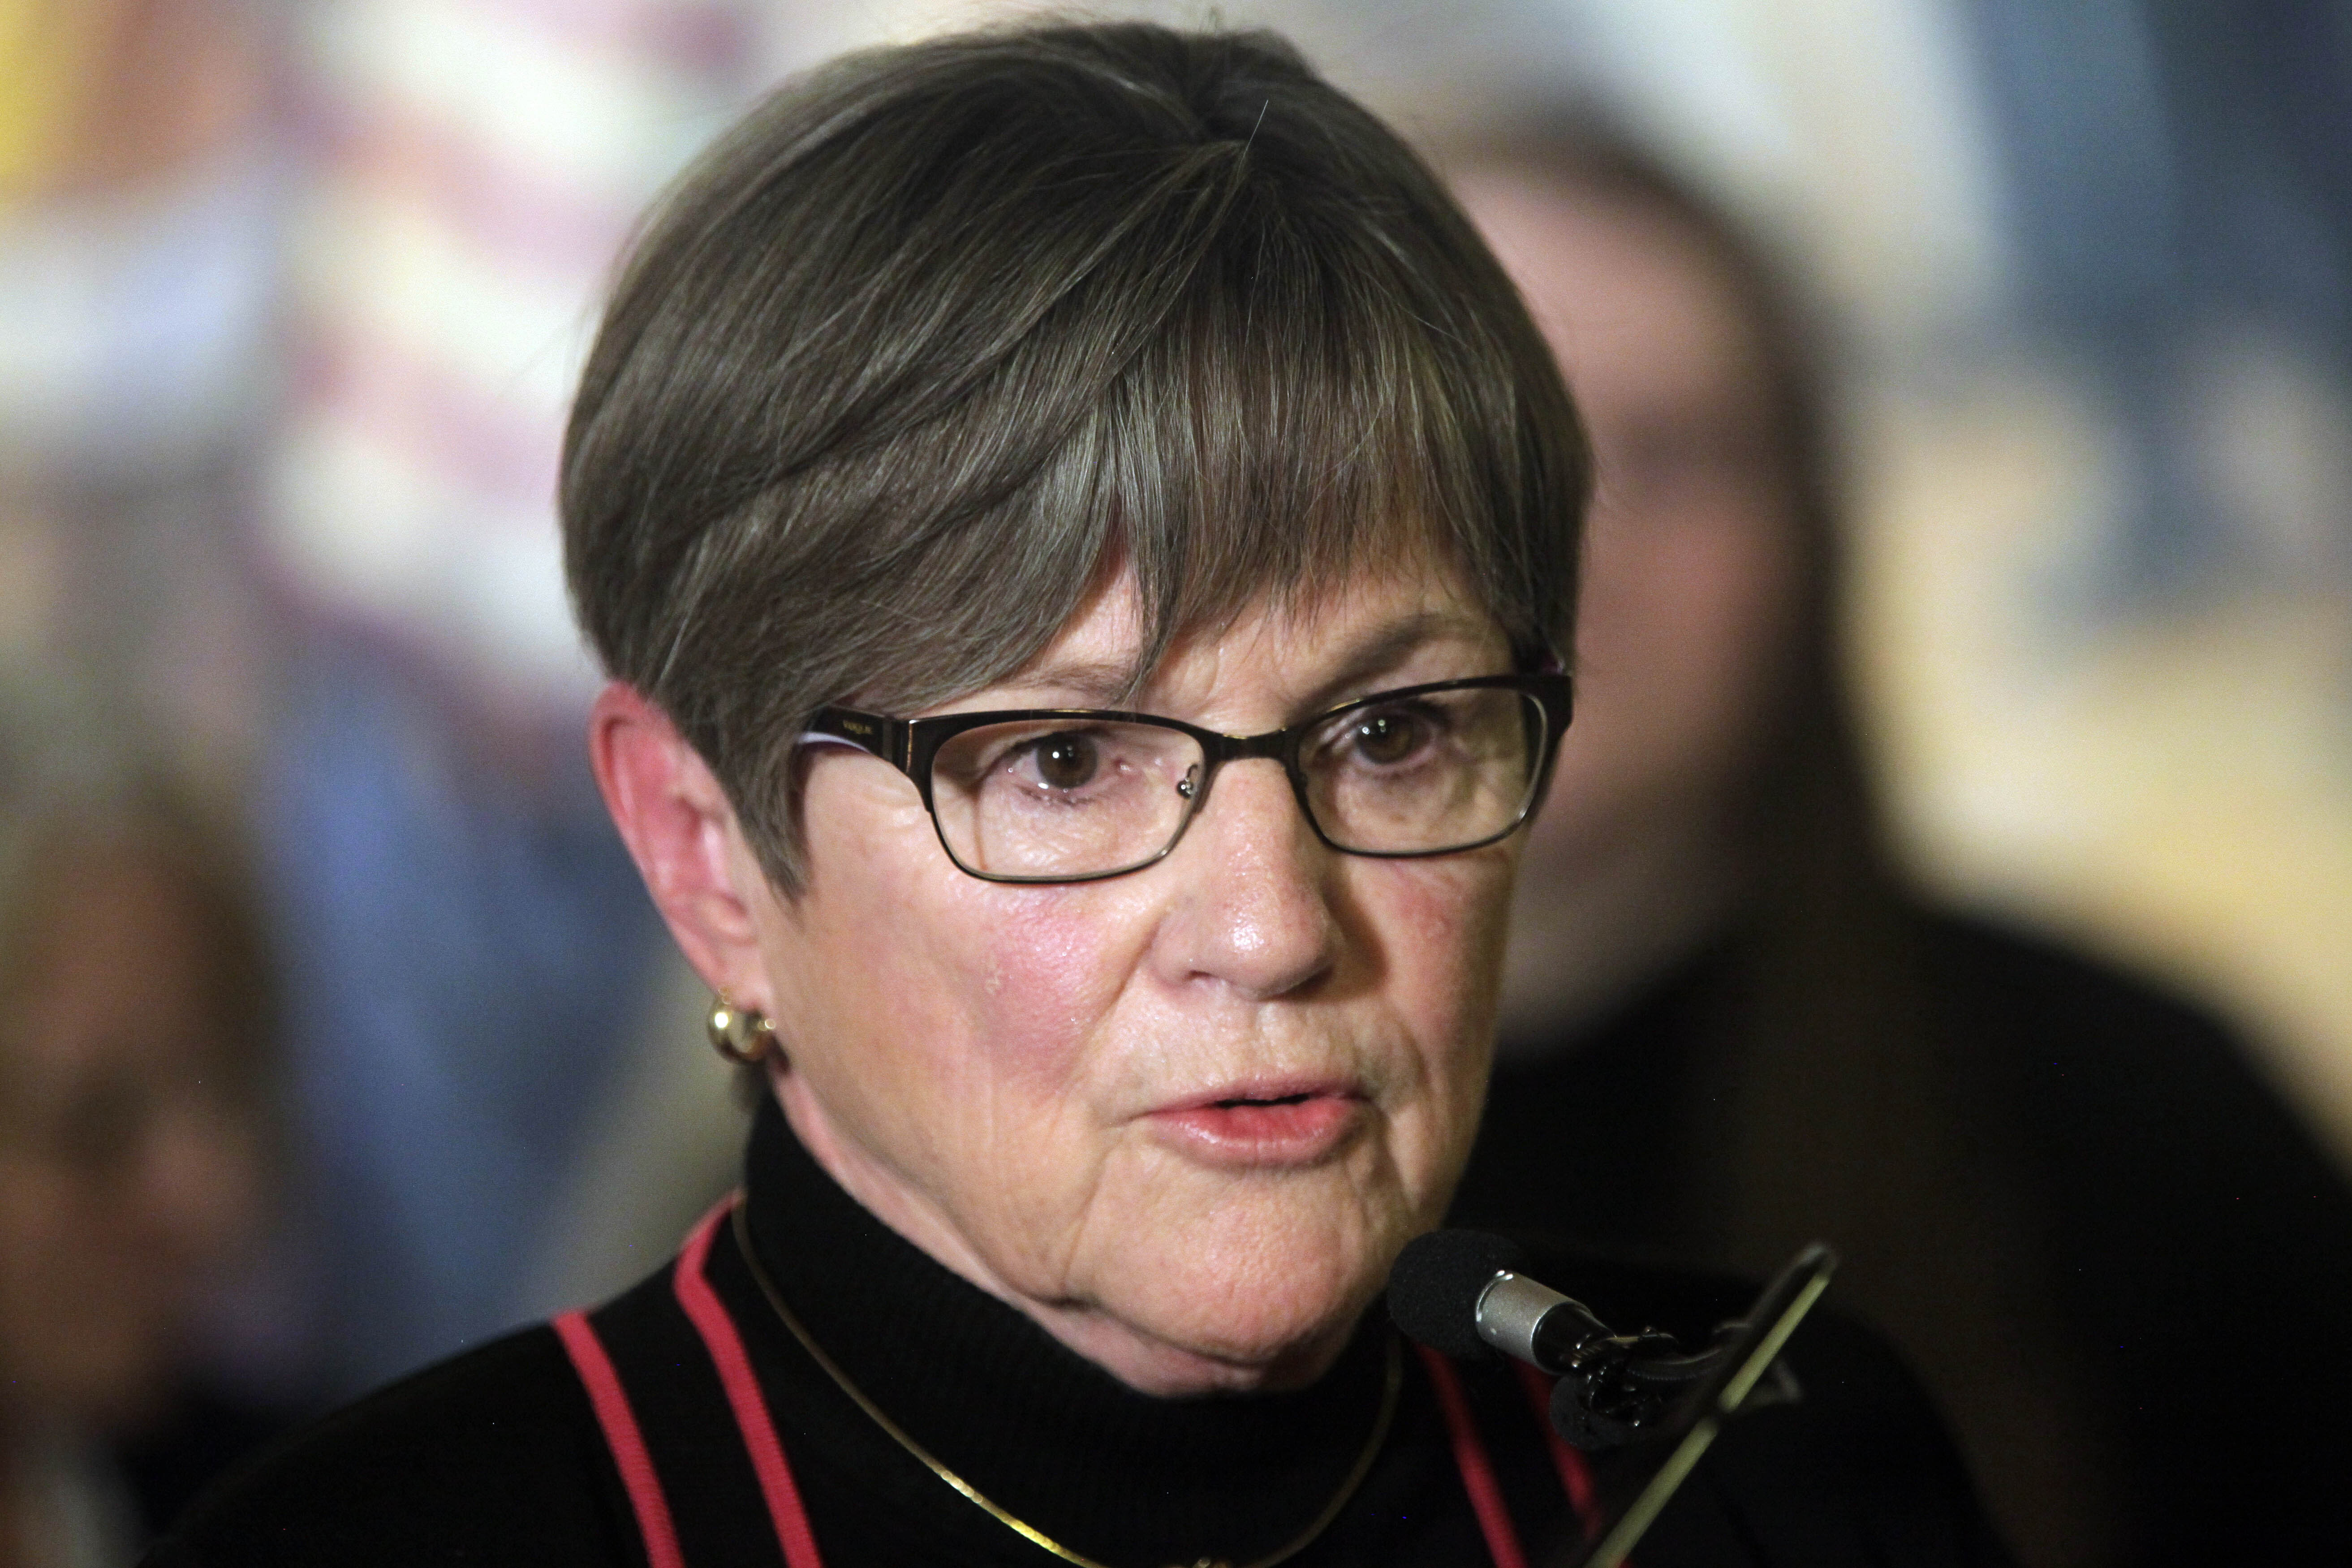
[804, 670, 1574, 885]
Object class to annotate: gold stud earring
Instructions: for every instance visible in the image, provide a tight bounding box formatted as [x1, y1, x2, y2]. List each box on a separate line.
[706, 994, 778, 1064]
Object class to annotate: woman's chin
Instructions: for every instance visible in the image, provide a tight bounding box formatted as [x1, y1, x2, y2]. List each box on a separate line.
[1067, 1297, 1365, 1397]
[1057, 1221, 1394, 1396]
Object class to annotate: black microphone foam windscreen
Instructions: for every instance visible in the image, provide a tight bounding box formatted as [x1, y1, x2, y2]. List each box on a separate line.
[1387, 1229, 1527, 1359]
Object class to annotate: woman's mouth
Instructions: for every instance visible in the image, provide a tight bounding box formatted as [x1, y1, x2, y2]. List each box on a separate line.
[1146, 1082, 1366, 1166]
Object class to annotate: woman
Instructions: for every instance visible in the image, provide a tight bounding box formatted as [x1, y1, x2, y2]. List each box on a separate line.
[150, 26, 1999, 1567]
[1440, 125, 2352, 1565]
[1, 688, 280, 1565]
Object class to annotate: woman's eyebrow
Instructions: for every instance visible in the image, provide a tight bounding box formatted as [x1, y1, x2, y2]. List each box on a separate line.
[1000, 611, 1496, 713]
[992, 658, 1137, 707]
[1292, 612, 1497, 715]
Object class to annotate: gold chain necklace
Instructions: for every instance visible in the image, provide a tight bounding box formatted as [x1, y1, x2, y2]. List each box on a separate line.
[728, 1202, 1401, 1568]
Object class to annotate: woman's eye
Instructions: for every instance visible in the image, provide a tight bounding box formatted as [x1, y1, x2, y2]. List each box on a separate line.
[1023, 733, 1100, 790]
[1350, 709, 1428, 766]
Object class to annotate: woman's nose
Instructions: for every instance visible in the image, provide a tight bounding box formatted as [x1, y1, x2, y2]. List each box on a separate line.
[1152, 758, 1340, 999]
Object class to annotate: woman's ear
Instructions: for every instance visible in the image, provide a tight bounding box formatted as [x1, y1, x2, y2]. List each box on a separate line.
[587, 681, 775, 1007]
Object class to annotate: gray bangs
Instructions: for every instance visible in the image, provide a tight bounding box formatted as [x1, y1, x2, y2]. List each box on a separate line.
[852, 156, 1574, 711]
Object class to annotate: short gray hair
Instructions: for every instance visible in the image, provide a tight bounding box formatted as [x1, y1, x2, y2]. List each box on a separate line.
[562, 21, 1589, 892]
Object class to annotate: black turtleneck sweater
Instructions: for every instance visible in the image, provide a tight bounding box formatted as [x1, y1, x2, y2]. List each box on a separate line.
[147, 1098, 2004, 1567]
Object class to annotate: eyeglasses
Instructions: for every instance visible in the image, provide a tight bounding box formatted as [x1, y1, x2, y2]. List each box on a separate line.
[804, 672, 1572, 885]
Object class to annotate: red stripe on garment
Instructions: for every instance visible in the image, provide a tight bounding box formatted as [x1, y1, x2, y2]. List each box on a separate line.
[1417, 1344, 1529, 1568]
[1512, 1361, 1609, 1544]
[554, 1310, 687, 1568]
[673, 1200, 827, 1568]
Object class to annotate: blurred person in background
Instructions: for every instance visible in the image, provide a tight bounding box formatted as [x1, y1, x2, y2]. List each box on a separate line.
[0, 687, 283, 1567]
[1439, 122, 2352, 1567]
[5, 0, 772, 1406]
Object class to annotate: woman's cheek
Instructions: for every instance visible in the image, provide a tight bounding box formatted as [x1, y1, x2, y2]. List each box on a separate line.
[1375, 853, 1512, 1032]
[961, 884, 1142, 1096]
[1377, 856, 1512, 1178]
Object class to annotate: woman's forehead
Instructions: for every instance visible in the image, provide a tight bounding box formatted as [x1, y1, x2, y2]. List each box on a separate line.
[965, 566, 1510, 715]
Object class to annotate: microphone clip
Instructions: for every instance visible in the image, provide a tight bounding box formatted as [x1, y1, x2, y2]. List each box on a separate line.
[1477, 1268, 1751, 1448]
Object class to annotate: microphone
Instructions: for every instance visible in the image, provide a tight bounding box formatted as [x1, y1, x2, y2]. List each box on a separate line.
[1393, 1234, 1838, 1568]
[1388, 1229, 1741, 1449]
[1386, 1229, 1617, 1371]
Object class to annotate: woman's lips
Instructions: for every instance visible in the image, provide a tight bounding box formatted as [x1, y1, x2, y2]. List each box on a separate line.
[1146, 1082, 1366, 1166]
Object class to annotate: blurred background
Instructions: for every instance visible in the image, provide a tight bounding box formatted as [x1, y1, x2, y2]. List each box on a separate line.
[1, 0, 2346, 1564]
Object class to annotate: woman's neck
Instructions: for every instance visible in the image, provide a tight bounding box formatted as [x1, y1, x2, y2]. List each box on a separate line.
[730, 1097, 1397, 1567]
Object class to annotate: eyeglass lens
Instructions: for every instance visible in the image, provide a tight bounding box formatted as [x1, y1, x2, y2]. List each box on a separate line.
[924, 686, 1549, 881]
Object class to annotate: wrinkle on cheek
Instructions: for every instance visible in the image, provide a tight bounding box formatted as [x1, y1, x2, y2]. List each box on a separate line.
[1050, 1148, 1134, 1304]
[1356, 853, 1511, 1156]
[942, 884, 1144, 1283]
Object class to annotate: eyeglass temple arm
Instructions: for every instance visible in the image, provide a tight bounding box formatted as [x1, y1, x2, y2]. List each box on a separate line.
[804, 706, 911, 771]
